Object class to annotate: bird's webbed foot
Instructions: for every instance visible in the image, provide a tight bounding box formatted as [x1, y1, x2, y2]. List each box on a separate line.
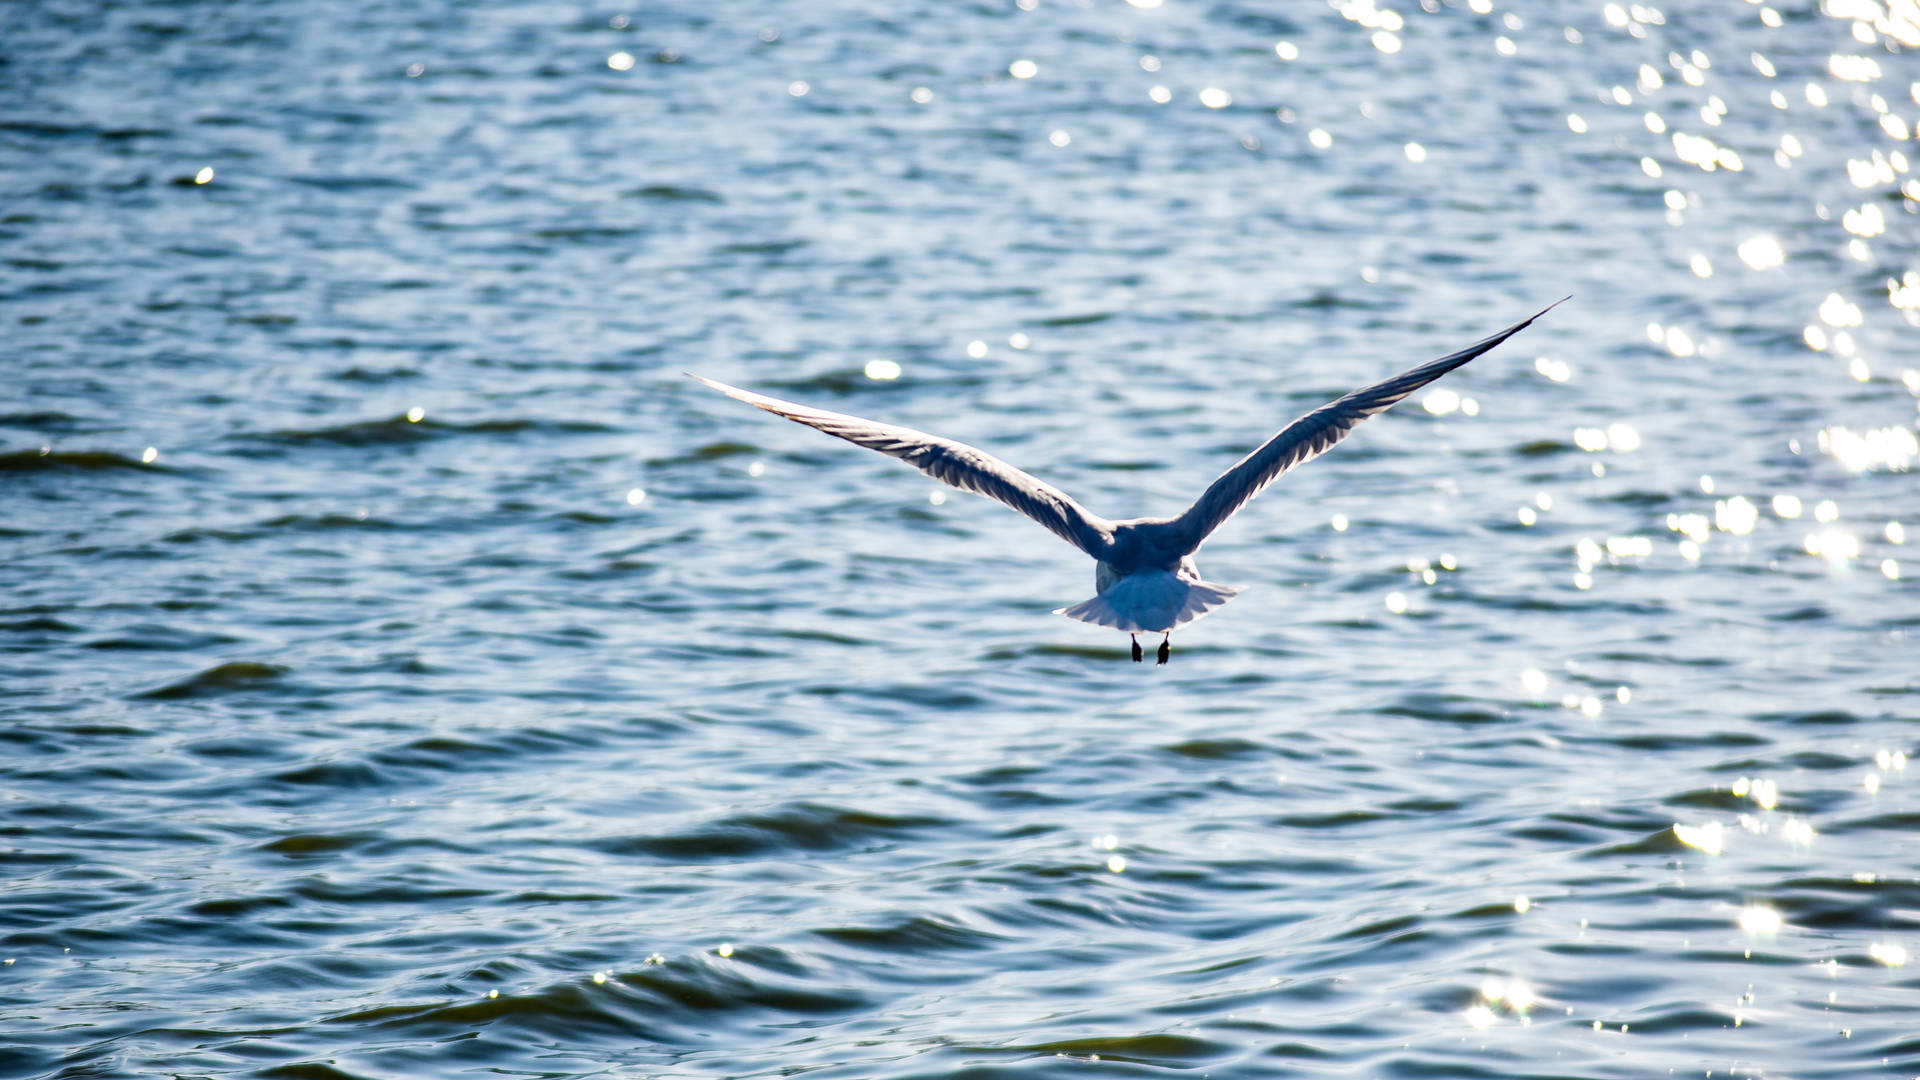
[1156, 635, 1171, 665]
[1130, 635, 1143, 663]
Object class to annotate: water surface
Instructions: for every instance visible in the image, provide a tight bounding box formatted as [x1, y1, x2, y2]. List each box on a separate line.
[3, 1, 1917, 1077]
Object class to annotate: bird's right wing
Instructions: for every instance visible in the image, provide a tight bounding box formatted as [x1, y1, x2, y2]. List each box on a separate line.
[1172, 300, 1565, 549]
[690, 375, 1114, 558]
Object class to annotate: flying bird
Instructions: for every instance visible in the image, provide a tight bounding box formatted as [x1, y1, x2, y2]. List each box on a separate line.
[692, 300, 1562, 664]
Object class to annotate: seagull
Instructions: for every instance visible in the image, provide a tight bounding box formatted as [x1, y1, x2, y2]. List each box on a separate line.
[692, 300, 1562, 664]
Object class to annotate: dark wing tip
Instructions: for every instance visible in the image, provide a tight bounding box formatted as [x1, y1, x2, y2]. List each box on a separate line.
[1505, 297, 1570, 334]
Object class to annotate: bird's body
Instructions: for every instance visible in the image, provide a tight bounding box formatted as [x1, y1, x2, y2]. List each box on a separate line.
[692, 301, 1562, 663]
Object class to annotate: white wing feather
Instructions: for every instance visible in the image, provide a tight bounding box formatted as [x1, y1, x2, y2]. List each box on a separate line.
[690, 375, 1114, 557]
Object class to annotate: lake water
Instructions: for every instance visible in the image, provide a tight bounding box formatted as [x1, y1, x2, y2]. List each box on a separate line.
[3, 1, 1917, 1077]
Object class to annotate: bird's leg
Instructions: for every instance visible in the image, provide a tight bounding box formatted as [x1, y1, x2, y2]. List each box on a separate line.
[1156, 634, 1171, 665]
[1130, 634, 1143, 663]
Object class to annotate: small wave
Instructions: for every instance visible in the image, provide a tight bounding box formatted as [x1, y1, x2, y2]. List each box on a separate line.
[1035, 310, 1114, 326]
[258, 833, 370, 855]
[753, 368, 923, 397]
[983, 642, 1125, 662]
[984, 1032, 1235, 1068]
[230, 416, 438, 448]
[531, 225, 648, 242]
[331, 366, 423, 383]
[1579, 826, 1691, 860]
[645, 439, 760, 466]
[814, 913, 1011, 954]
[161, 525, 268, 543]
[1598, 730, 1765, 751]
[1289, 291, 1376, 310]
[0, 615, 82, 634]
[714, 239, 807, 255]
[0, 120, 166, 139]
[334, 955, 876, 1047]
[1756, 708, 1861, 726]
[0, 448, 161, 472]
[273, 836, 479, 865]
[589, 802, 956, 861]
[1828, 809, 1920, 835]
[253, 512, 411, 533]
[288, 173, 418, 192]
[1376, 692, 1509, 726]
[136, 661, 290, 700]
[229, 414, 618, 450]
[265, 761, 388, 790]
[625, 183, 724, 203]
[367, 733, 565, 773]
[1663, 787, 1747, 812]
[1159, 737, 1270, 760]
[0, 410, 84, 432]
[1271, 809, 1401, 830]
[1771, 874, 1920, 930]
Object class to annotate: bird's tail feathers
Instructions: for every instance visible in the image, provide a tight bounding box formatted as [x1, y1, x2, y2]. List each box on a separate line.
[1053, 574, 1245, 633]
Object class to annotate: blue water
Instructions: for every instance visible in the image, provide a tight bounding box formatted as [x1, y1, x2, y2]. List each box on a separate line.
[3, 1, 1917, 1077]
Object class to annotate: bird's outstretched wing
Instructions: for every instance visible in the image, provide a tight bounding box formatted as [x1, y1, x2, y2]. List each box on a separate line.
[1172, 299, 1566, 550]
[690, 375, 1115, 557]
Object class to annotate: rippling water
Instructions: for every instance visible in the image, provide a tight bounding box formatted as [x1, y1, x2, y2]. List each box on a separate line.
[4, 1, 1917, 1077]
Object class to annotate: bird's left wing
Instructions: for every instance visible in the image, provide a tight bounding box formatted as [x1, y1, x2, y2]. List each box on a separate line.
[690, 375, 1115, 557]
[1171, 299, 1565, 550]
